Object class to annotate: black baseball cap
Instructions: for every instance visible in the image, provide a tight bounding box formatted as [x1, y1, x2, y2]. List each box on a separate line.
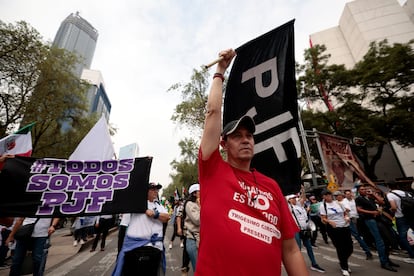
[148, 182, 162, 190]
[321, 189, 332, 196]
[222, 116, 255, 137]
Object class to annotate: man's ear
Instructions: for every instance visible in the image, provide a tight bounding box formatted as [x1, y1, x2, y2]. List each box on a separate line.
[220, 139, 227, 150]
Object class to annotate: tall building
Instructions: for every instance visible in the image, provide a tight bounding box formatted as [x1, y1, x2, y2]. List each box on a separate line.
[309, 0, 414, 180]
[310, 0, 414, 68]
[53, 12, 98, 78]
[81, 69, 111, 120]
[53, 12, 111, 120]
[118, 143, 140, 159]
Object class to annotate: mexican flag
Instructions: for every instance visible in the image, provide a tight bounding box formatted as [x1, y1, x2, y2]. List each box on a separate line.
[0, 122, 34, 157]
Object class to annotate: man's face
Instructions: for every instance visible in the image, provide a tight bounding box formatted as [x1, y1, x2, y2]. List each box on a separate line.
[336, 194, 344, 201]
[147, 188, 159, 201]
[358, 187, 367, 196]
[345, 191, 353, 199]
[323, 193, 333, 202]
[222, 126, 254, 162]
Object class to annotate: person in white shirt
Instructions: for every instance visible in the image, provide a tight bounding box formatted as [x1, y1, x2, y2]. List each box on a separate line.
[112, 182, 170, 276]
[320, 189, 353, 276]
[0, 220, 13, 268]
[386, 187, 414, 263]
[286, 188, 325, 273]
[117, 213, 130, 254]
[343, 190, 373, 260]
[6, 217, 60, 276]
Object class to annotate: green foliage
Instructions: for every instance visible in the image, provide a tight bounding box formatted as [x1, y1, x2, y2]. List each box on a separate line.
[165, 69, 212, 193]
[350, 39, 414, 147]
[297, 44, 350, 110]
[168, 68, 210, 136]
[21, 45, 92, 158]
[0, 20, 46, 136]
[299, 40, 414, 180]
[0, 20, 108, 159]
[163, 138, 199, 198]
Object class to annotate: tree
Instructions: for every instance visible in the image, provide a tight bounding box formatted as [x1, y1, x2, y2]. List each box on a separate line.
[164, 69, 211, 193]
[21, 46, 93, 158]
[0, 21, 46, 136]
[351, 39, 414, 147]
[0, 20, 106, 159]
[296, 44, 350, 111]
[162, 138, 199, 197]
[299, 40, 414, 180]
[168, 68, 210, 136]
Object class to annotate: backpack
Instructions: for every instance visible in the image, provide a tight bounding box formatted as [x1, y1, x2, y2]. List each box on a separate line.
[391, 191, 414, 220]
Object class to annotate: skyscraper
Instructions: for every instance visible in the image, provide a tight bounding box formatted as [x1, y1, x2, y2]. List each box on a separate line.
[53, 12, 98, 78]
[53, 12, 111, 120]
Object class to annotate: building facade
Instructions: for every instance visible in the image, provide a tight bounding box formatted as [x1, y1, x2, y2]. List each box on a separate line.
[81, 69, 111, 121]
[309, 0, 414, 180]
[53, 12, 111, 120]
[53, 12, 98, 78]
[310, 0, 414, 68]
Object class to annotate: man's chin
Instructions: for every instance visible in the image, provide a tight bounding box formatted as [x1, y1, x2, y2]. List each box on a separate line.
[239, 154, 253, 161]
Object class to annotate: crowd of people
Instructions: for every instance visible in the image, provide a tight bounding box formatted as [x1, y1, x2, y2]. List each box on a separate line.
[285, 183, 414, 276]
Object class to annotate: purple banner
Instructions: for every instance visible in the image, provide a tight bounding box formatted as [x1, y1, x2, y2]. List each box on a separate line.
[0, 156, 152, 217]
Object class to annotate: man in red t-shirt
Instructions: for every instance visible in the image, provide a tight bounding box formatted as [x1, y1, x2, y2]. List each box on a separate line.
[197, 49, 308, 276]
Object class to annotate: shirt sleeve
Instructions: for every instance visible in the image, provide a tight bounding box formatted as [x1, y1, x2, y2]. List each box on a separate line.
[319, 202, 327, 216]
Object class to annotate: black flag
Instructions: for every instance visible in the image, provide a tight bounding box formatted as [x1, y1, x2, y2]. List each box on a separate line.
[0, 156, 152, 217]
[224, 20, 301, 195]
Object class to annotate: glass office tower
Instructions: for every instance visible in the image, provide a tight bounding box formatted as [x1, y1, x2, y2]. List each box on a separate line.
[53, 12, 98, 78]
[53, 12, 111, 121]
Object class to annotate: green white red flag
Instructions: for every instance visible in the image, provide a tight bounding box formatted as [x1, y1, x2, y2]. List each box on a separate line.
[0, 122, 35, 157]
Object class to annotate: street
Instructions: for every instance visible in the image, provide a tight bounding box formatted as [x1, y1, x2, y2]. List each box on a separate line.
[45, 225, 414, 276]
[44, 223, 193, 276]
[1, 223, 413, 275]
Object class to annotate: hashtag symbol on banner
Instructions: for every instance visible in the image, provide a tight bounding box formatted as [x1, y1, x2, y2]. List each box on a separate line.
[30, 160, 47, 173]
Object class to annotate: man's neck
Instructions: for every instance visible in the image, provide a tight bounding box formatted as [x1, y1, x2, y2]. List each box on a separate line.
[227, 159, 251, 172]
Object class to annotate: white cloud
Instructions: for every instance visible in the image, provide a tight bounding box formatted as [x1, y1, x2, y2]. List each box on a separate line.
[0, 0, 352, 187]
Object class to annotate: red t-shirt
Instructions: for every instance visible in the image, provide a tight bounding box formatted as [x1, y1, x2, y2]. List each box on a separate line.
[196, 149, 298, 276]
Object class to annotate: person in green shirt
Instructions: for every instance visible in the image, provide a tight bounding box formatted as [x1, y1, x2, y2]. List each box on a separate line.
[309, 196, 328, 246]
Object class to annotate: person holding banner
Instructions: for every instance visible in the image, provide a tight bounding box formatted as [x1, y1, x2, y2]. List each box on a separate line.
[0, 154, 14, 171]
[198, 49, 308, 275]
[6, 217, 60, 276]
[112, 182, 170, 276]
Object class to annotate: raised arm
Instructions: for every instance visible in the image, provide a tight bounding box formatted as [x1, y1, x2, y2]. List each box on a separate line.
[200, 49, 236, 160]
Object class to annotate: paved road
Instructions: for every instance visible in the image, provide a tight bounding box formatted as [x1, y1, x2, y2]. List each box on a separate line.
[46, 223, 194, 276]
[1, 223, 413, 275]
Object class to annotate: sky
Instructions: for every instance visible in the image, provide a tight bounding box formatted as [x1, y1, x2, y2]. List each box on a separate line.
[0, 0, 355, 189]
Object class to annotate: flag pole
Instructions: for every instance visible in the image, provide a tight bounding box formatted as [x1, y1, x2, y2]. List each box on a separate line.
[297, 108, 318, 188]
[201, 56, 224, 70]
[314, 128, 329, 178]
